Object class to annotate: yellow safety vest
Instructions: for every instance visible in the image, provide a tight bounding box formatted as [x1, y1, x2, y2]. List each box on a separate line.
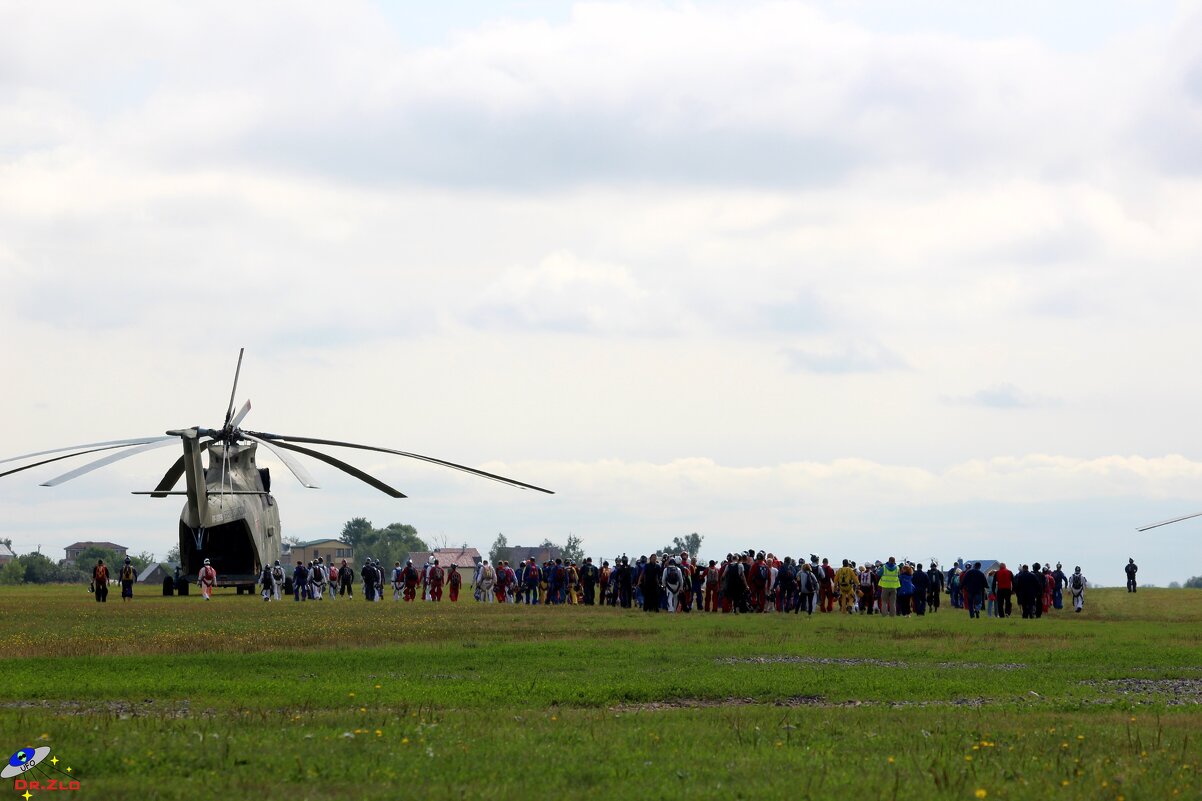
[879, 564, 901, 589]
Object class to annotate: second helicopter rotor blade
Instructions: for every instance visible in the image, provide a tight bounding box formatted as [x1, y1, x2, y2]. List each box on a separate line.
[0, 437, 172, 466]
[1136, 511, 1202, 532]
[150, 455, 186, 498]
[41, 438, 182, 487]
[241, 434, 319, 489]
[230, 399, 252, 429]
[244, 432, 554, 494]
[263, 439, 407, 498]
[223, 347, 245, 428]
[0, 438, 176, 481]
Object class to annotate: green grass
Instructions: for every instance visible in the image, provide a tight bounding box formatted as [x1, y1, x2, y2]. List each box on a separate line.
[2, 586, 1200, 799]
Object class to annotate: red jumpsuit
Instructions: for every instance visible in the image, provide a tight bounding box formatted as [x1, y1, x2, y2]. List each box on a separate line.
[403, 567, 419, 602]
[198, 565, 217, 599]
[819, 564, 836, 612]
[429, 566, 444, 601]
[704, 567, 719, 612]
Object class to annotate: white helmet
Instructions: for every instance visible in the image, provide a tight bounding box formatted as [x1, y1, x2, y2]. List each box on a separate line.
[203, 558, 211, 565]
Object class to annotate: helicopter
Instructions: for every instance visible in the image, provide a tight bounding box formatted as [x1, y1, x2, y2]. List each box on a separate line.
[0, 349, 553, 593]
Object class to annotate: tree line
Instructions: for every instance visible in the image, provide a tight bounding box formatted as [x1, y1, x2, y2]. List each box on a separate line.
[486, 531, 704, 566]
[0, 528, 710, 585]
[0, 539, 155, 585]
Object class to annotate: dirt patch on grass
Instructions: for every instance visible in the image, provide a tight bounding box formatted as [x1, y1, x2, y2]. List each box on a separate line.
[610, 695, 829, 712]
[718, 656, 1027, 671]
[936, 662, 1027, 670]
[717, 656, 904, 667]
[1081, 678, 1202, 705]
[609, 696, 992, 712]
[0, 699, 215, 718]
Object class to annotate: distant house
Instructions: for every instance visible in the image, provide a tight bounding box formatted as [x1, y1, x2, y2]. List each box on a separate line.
[404, 547, 482, 571]
[293, 538, 354, 566]
[508, 545, 562, 565]
[434, 547, 482, 571]
[138, 562, 180, 585]
[0, 543, 14, 565]
[963, 559, 1001, 574]
[64, 541, 128, 566]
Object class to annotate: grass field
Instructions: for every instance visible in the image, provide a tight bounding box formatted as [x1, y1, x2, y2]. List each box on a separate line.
[2, 586, 1200, 800]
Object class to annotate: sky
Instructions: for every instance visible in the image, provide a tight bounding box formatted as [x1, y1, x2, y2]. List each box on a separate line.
[2, 0, 1202, 586]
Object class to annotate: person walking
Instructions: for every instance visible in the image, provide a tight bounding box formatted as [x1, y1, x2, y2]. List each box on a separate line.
[1050, 563, 1067, 610]
[1070, 566, 1088, 612]
[926, 562, 943, 612]
[447, 564, 462, 602]
[360, 559, 377, 602]
[292, 561, 308, 601]
[373, 559, 385, 601]
[581, 557, 599, 605]
[392, 561, 405, 601]
[775, 557, 797, 613]
[197, 558, 217, 600]
[260, 563, 274, 601]
[338, 560, 354, 598]
[270, 560, 285, 601]
[1125, 558, 1138, 592]
[119, 556, 136, 601]
[327, 563, 339, 602]
[796, 562, 817, 615]
[858, 563, 875, 615]
[428, 558, 445, 602]
[878, 557, 901, 616]
[1016, 564, 1039, 619]
[994, 562, 1013, 618]
[520, 559, 540, 604]
[897, 564, 914, 616]
[402, 560, 420, 602]
[911, 563, 928, 616]
[662, 558, 683, 613]
[641, 554, 663, 613]
[834, 559, 858, 613]
[817, 557, 836, 613]
[311, 559, 326, 600]
[961, 562, 987, 619]
[478, 560, 497, 603]
[92, 559, 109, 603]
[616, 556, 633, 609]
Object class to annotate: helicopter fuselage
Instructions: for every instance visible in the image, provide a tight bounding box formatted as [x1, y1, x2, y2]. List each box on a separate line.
[178, 439, 280, 588]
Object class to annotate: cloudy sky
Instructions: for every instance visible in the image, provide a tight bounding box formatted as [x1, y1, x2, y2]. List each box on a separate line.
[2, 0, 1202, 585]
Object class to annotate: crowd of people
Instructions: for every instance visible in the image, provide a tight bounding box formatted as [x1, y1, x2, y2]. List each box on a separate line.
[258, 552, 1094, 617]
[260, 556, 467, 603]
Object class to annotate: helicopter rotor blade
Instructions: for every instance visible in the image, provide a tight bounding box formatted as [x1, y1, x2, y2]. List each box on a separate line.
[0, 437, 172, 467]
[1136, 511, 1202, 532]
[262, 439, 406, 498]
[149, 456, 187, 498]
[0, 438, 177, 481]
[230, 399, 252, 429]
[223, 347, 245, 428]
[240, 434, 319, 489]
[243, 432, 554, 494]
[41, 438, 181, 487]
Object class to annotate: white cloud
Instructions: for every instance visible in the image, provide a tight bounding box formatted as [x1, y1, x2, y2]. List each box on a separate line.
[783, 340, 908, 374]
[469, 250, 684, 334]
[944, 383, 1061, 410]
